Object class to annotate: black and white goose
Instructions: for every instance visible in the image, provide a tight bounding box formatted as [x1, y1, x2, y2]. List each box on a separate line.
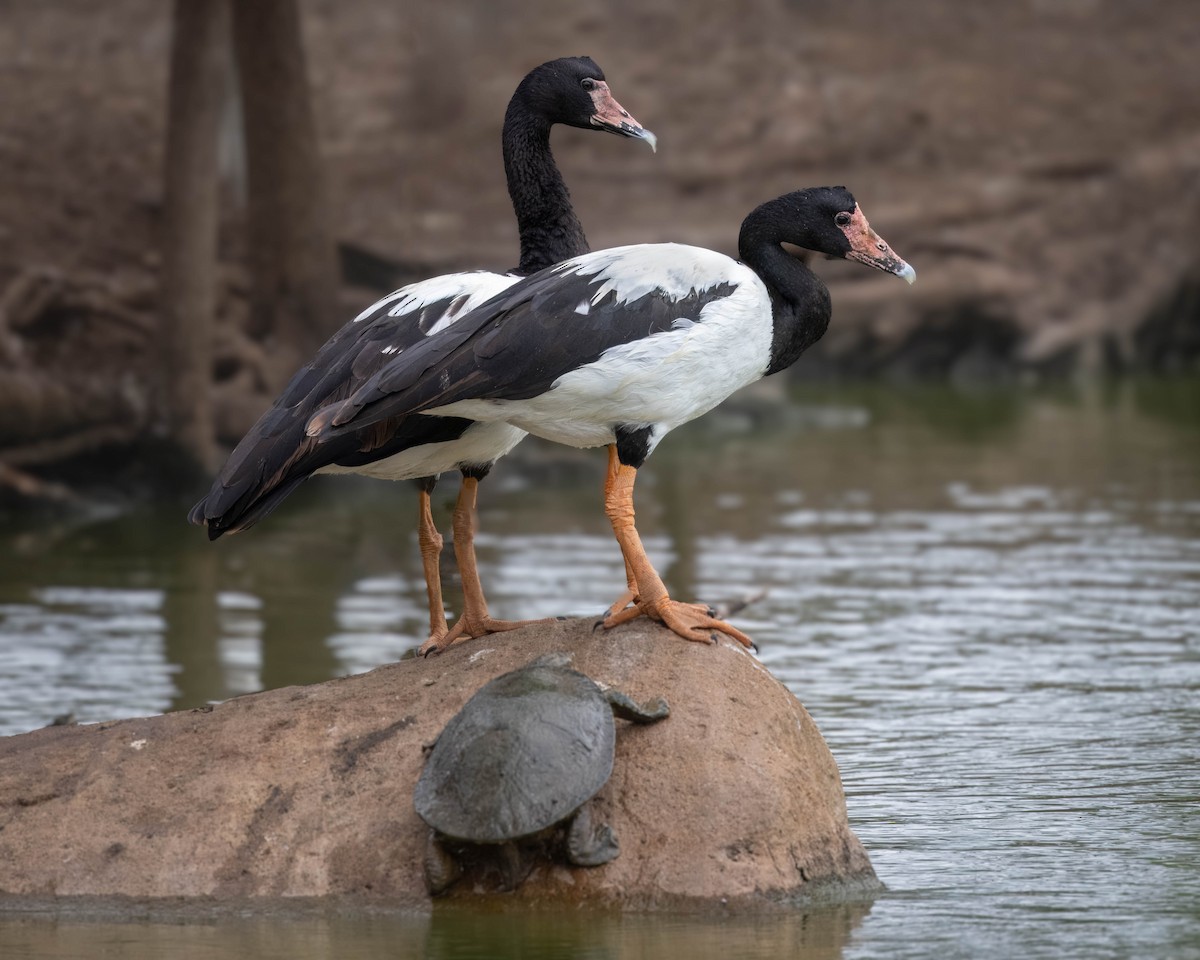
[188, 57, 655, 653]
[307, 186, 915, 648]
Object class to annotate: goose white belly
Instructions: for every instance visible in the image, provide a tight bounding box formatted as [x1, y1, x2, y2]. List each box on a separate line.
[317, 421, 528, 481]
[314, 273, 526, 481]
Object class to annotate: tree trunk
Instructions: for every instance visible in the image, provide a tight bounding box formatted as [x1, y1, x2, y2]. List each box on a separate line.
[160, 0, 229, 471]
[231, 0, 338, 376]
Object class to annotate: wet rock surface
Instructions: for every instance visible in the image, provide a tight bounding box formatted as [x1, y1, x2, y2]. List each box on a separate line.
[0, 618, 877, 910]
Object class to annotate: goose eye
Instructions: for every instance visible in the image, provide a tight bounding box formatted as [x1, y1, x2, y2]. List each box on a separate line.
[835, 212, 852, 227]
[581, 78, 596, 91]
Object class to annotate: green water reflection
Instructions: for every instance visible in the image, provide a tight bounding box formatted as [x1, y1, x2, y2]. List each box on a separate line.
[1, 380, 1198, 959]
[0, 901, 872, 960]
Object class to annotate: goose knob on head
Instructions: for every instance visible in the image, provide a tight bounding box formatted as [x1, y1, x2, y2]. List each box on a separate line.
[307, 186, 915, 649]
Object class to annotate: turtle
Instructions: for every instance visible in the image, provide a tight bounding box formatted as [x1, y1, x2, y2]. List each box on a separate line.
[413, 652, 670, 895]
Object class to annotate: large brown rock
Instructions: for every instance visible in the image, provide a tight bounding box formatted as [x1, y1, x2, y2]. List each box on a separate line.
[0, 618, 877, 910]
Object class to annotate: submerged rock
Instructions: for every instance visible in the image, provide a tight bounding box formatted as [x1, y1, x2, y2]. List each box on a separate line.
[0, 618, 878, 910]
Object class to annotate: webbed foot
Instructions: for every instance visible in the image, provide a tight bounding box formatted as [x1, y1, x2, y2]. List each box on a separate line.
[603, 597, 753, 648]
[418, 613, 556, 657]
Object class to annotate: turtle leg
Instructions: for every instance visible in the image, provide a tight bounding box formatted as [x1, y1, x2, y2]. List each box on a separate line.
[421, 472, 555, 656]
[606, 689, 670, 724]
[565, 805, 620, 867]
[497, 841, 526, 891]
[423, 831, 461, 896]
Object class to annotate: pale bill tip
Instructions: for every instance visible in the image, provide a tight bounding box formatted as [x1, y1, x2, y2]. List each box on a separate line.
[637, 128, 658, 153]
[897, 262, 917, 285]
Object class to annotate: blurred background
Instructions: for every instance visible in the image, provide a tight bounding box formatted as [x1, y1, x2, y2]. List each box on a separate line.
[1, 4, 1198, 957]
[1, 0, 1198, 485]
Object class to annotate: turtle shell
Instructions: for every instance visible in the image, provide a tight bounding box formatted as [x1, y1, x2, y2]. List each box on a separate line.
[414, 659, 616, 843]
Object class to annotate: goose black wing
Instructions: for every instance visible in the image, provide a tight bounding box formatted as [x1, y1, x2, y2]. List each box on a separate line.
[311, 245, 739, 438]
[189, 272, 515, 537]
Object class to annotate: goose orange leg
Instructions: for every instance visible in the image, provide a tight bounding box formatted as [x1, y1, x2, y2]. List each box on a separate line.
[603, 444, 638, 617]
[599, 446, 754, 648]
[419, 474, 554, 656]
[416, 483, 449, 646]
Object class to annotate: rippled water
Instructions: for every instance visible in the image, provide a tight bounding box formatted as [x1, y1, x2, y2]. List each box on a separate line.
[2, 381, 1198, 959]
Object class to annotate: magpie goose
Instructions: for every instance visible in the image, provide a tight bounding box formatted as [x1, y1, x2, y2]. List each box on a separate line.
[189, 57, 656, 653]
[308, 186, 915, 648]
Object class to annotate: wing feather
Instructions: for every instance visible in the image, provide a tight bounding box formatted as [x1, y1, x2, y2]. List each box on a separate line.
[311, 244, 744, 438]
[189, 272, 515, 536]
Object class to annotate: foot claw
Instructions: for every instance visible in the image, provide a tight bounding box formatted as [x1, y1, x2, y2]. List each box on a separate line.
[418, 631, 458, 658]
[418, 632, 445, 657]
[599, 596, 755, 648]
[417, 615, 471, 656]
[419, 639, 443, 657]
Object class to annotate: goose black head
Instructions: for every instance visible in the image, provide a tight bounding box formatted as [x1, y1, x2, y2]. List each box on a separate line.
[515, 56, 657, 151]
[743, 186, 915, 283]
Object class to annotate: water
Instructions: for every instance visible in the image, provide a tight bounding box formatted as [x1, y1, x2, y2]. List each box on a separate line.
[1, 380, 1198, 959]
